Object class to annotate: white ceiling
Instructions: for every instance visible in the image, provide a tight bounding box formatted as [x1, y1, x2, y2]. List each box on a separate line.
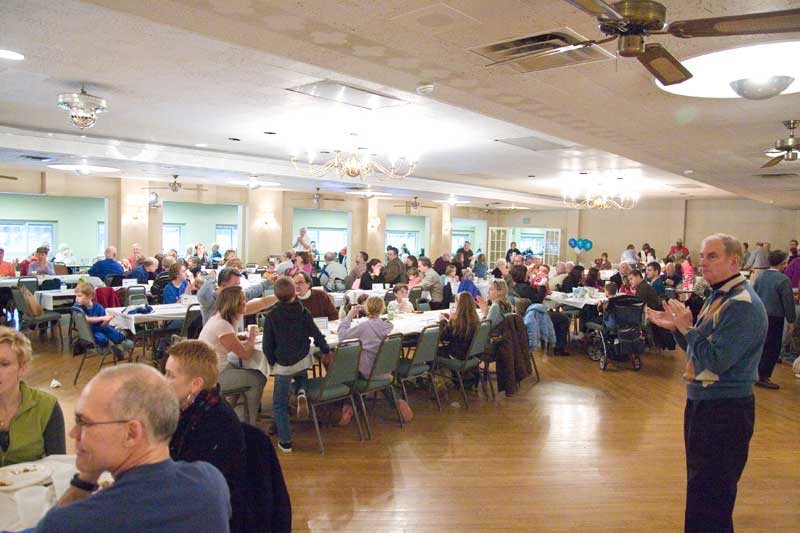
[0, 0, 798, 206]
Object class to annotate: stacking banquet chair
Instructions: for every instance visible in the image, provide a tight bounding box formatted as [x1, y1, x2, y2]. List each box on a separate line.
[408, 286, 423, 310]
[11, 287, 63, 350]
[393, 325, 442, 411]
[71, 307, 117, 385]
[303, 340, 365, 453]
[354, 333, 404, 440]
[435, 320, 491, 409]
[16, 277, 39, 295]
[125, 285, 148, 306]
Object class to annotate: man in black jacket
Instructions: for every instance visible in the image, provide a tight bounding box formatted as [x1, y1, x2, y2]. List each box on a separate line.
[262, 276, 330, 453]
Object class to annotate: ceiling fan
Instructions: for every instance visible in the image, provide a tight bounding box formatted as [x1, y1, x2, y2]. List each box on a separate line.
[311, 187, 345, 208]
[481, 202, 503, 213]
[393, 197, 436, 213]
[0, 175, 19, 181]
[489, 1, 800, 86]
[143, 175, 208, 193]
[762, 120, 799, 168]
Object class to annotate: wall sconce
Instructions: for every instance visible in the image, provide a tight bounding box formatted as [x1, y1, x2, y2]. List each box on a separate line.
[259, 212, 277, 226]
[125, 206, 146, 223]
[442, 222, 452, 233]
[368, 217, 381, 231]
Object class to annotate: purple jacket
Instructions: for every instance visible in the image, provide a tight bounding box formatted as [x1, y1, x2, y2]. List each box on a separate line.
[784, 258, 800, 288]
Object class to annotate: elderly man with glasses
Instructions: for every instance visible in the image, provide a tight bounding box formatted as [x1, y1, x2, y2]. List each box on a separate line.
[38, 364, 231, 533]
[197, 267, 275, 325]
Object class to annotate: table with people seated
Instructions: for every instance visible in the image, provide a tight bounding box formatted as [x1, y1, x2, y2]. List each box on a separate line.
[599, 269, 617, 281]
[35, 285, 153, 311]
[546, 290, 607, 309]
[107, 299, 197, 334]
[0, 275, 104, 289]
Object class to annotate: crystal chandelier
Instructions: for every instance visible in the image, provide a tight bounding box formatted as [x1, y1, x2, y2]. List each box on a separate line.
[57, 86, 108, 129]
[562, 174, 640, 210]
[291, 133, 416, 180]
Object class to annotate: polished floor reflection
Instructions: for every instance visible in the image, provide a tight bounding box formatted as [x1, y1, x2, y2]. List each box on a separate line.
[26, 339, 800, 532]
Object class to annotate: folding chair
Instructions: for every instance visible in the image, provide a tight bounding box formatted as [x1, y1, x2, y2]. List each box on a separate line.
[354, 333, 404, 440]
[408, 286, 423, 310]
[304, 340, 365, 453]
[125, 285, 148, 306]
[11, 288, 63, 350]
[71, 307, 114, 385]
[17, 277, 39, 294]
[393, 325, 442, 411]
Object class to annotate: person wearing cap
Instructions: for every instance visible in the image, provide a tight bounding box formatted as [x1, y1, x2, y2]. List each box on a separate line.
[28, 246, 55, 275]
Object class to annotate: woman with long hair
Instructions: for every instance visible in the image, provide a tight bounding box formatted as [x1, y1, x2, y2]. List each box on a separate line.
[440, 292, 480, 360]
[478, 279, 513, 332]
[583, 267, 603, 289]
[359, 258, 384, 290]
[198, 286, 265, 425]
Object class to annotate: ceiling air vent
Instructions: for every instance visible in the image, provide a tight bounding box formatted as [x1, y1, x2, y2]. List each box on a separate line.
[286, 80, 406, 110]
[495, 136, 574, 152]
[18, 154, 54, 162]
[752, 172, 799, 178]
[671, 183, 704, 189]
[470, 28, 615, 74]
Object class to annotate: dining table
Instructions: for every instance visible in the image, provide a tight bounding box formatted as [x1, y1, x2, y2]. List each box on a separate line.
[546, 290, 607, 309]
[107, 301, 194, 334]
[0, 275, 104, 289]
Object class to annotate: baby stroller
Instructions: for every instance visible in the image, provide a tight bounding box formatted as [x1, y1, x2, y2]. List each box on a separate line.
[585, 295, 646, 371]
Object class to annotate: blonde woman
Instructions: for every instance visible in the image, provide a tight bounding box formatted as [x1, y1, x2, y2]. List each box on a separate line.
[198, 286, 265, 425]
[0, 326, 65, 465]
[478, 279, 513, 332]
[337, 296, 412, 424]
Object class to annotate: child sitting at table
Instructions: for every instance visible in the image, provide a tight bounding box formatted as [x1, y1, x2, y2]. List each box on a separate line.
[387, 284, 414, 314]
[406, 267, 421, 288]
[73, 282, 134, 360]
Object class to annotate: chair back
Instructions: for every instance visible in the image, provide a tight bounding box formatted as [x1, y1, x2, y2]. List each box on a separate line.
[246, 263, 258, 269]
[40, 279, 61, 291]
[514, 297, 532, 316]
[54, 263, 68, 275]
[367, 333, 403, 381]
[17, 277, 39, 294]
[125, 285, 148, 306]
[411, 325, 440, 366]
[466, 320, 492, 359]
[179, 303, 202, 339]
[408, 286, 423, 310]
[320, 340, 361, 394]
[105, 274, 123, 287]
[10, 288, 31, 316]
[71, 307, 97, 347]
[383, 291, 396, 305]
[417, 302, 432, 312]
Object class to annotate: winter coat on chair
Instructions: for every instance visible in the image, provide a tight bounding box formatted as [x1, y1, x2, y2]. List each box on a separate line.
[524, 303, 556, 350]
[492, 313, 533, 394]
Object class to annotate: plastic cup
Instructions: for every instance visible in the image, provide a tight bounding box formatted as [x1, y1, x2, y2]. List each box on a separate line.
[51, 469, 73, 500]
[14, 485, 49, 524]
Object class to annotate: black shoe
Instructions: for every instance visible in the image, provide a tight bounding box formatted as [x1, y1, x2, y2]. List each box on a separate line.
[554, 347, 570, 356]
[267, 422, 277, 436]
[755, 379, 780, 390]
[277, 441, 293, 453]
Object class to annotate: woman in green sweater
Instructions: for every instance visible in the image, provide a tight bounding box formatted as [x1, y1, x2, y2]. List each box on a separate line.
[0, 326, 65, 466]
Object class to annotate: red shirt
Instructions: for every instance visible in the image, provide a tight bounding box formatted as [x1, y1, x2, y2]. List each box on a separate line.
[0, 261, 14, 277]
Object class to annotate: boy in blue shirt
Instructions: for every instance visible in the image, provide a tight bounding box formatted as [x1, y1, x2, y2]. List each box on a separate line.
[163, 262, 195, 304]
[74, 282, 134, 360]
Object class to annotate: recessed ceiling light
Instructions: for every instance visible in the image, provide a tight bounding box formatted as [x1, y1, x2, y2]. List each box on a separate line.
[48, 163, 120, 175]
[227, 137, 241, 142]
[194, 143, 208, 148]
[0, 49, 24, 61]
[263, 131, 277, 135]
[657, 41, 800, 99]
[683, 169, 694, 175]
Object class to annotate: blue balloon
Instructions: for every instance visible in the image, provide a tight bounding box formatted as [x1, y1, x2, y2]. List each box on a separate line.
[577, 239, 586, 250]
[584, 240, 593, 251]
[568, 238, 577, 248]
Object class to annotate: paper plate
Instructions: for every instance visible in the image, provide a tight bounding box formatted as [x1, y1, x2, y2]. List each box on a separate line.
[0, 462, 52, 492]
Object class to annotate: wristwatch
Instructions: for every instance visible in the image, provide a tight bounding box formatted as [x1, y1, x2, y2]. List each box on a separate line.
[70, 473, 98, 492]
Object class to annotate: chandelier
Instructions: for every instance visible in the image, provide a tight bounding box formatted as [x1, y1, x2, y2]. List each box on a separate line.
[57, 86, 108, 129]
[561, 174, 640, 210]
[291, 133, 416, 180]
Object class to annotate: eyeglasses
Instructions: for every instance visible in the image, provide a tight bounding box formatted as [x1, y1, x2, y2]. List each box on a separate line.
[74, 415, 131, 429]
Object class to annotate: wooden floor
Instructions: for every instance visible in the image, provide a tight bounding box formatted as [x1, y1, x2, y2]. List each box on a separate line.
[23, 330, 800, 532]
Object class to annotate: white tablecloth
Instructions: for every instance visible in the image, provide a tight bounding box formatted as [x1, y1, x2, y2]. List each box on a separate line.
[35, 289, 77, 310]
[547, 291, 607, 309]
[0, 276, 103, 289]
[108, 303, 190, 333]
[317, 310, 445, 349]
[599, 270, 617, 281]
[0, 454, 77, 532]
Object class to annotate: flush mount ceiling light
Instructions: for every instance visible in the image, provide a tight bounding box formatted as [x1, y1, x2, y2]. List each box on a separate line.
[657, 41, 800, 98]
[0, 49, 24, 61]
[47, 163, 120, 175]
[56, 86, 108, 129]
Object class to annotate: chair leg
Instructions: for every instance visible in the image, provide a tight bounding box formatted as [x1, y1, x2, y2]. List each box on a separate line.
[399, 379, 409, 403]
[97, 350, 109, 371]
[428, 372, 442, 411]
[530, 351, 540, 383]
[358, 393, 372, 440]
[73, 351, 90, 386]
[456, 372, 469, 410]
[389, 386, 404, 428]
[310, 403, 325, 454]
[350, 396, 364, 441]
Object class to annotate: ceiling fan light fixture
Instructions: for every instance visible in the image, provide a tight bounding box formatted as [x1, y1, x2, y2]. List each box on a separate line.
[56, 87, 108, 129]
[729, 76, 795, 100]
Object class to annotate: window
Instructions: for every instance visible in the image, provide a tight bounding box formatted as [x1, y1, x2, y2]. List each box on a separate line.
[0, 221, 55, 260]
[215, 224, 238, 252]
[451, 232, 470, 254]
[97, 222, 106, 257]
[305, 227, 348, 256]
[517, 232, 545, 256]
[162, 224, 183, 253]
[386, 231, 419, 255]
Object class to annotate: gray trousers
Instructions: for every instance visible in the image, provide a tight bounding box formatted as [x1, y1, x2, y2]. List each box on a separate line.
[220, 364, 267, 425]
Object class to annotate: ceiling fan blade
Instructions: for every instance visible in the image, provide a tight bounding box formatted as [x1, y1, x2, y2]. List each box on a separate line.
[563, 0, 624, 20]
[762, 154, 786, 168]
[637, 43, 693, 86]
[667, 8, 800, 39]
[0, 175, 19, 180]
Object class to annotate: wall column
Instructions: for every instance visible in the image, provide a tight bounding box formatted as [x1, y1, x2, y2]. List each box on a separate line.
[247, 189, 284, 263]
[119, 179, 151, 258]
